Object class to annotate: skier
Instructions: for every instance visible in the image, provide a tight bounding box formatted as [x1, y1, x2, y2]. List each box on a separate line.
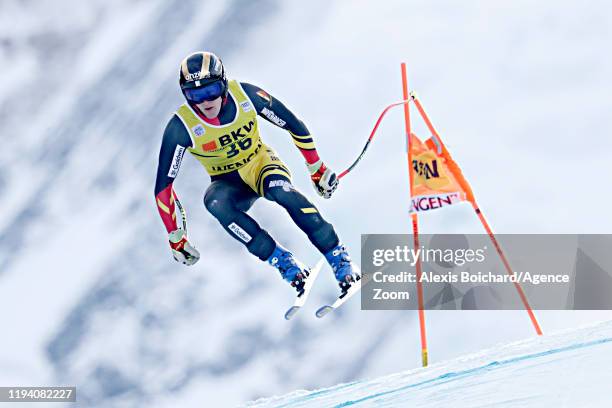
[154, 51, 358, 295]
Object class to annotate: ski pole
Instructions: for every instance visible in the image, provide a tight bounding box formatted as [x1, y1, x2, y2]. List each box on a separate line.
[338, 99, 412, 180]
[175, 196, 188, 233]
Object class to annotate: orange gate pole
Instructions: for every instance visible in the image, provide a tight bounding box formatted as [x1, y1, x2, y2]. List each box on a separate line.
[401, 63, 429, 366]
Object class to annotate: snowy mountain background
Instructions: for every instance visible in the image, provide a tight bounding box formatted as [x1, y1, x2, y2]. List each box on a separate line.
[0, 1, 611, 407]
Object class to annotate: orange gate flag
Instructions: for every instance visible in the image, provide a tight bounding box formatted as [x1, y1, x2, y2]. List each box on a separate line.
[409, 132, 475, 213]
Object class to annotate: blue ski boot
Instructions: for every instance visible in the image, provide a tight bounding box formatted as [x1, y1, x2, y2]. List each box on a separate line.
[325, 244, 359, 294]
[267, 245, 309, 295]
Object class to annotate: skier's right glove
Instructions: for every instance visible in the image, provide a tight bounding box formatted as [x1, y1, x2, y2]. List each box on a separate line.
[307, 160, 339, 199]
[169, 229, 200, 266]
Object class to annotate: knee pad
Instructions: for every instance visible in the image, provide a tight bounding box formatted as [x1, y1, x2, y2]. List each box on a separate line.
[204, 194, 221, 217]
[204, 183, 232, 221]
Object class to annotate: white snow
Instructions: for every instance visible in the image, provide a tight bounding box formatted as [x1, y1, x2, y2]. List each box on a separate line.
[244, 320, 612, 407]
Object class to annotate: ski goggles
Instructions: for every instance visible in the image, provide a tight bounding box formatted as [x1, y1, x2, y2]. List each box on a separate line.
[184, 80, 225, 103]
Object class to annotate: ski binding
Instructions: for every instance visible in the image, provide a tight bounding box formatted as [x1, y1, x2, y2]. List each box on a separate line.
[284, 258, 325, 320]
[315, 265, 368, 318]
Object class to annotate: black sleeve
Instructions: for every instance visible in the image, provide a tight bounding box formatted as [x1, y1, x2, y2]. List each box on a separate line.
[154, 114, 193, 196]
[241, 82, 310, 136]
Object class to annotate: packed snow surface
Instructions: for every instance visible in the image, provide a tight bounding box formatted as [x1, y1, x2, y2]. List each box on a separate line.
[245, 320, 612, 407]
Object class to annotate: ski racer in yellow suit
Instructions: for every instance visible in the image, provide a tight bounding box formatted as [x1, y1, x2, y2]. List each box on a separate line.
[154, 51, 357, 295]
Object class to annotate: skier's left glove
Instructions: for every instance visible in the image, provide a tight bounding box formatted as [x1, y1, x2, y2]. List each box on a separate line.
[169, 229, 200, 266]
[307, 160, 339, 199]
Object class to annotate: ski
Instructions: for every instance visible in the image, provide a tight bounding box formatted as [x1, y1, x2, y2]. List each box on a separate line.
[284, 258, 325, 320]
[315, 266, 368, 318]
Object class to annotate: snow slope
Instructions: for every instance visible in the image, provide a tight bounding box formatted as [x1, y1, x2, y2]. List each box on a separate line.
[246, 320, 612, 407]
